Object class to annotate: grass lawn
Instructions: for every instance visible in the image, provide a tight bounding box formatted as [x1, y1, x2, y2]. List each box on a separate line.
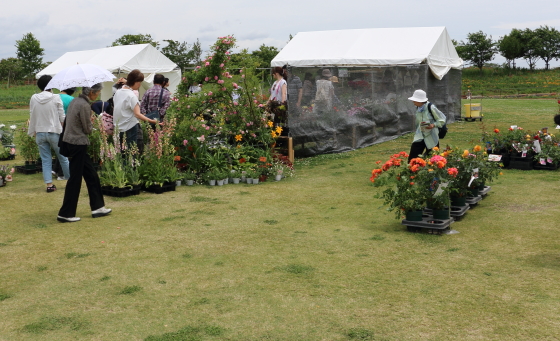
[1, 99, 560, 340]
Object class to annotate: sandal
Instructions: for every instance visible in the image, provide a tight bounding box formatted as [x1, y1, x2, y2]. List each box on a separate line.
[47, 184, 57, 193]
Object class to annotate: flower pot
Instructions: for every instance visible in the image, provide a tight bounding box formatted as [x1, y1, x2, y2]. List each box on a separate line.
[252, 178, 259, 184]
[223, 178, 229, 185]
[217, 180, 224, 186]
[469, 187, 479, 197]
[405, 210, 423, 221]
[186, 180, 194, 186]
[450, 195, 466, 207]
[0, 179, 4, 187]
[258, 175, 267, 182]
[478, 182, 486, 191]
[275, 174, 282, 181]
[208, 180, 216, 186]
[232, 178, 240, 184]
[176, 180, 182, 186]
[241, 176, 246, 183]
[246, 178, 253, 184]
[433, 209, 450, 220]
[24, 161, 37, 170]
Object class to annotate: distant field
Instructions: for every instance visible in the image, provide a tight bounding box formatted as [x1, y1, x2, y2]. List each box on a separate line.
[0, 84, 38, 109]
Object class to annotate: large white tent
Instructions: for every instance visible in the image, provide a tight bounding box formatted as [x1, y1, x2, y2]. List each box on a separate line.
[37, 44, 181, 100]
[271, 27, 463, 80]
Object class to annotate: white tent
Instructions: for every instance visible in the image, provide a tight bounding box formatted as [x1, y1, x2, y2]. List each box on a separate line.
[271, 27, 463, 80]
[37, 44, 182, 100]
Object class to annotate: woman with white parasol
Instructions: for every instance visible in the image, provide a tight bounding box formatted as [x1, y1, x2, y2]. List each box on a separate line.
[46, 64, 114, 222]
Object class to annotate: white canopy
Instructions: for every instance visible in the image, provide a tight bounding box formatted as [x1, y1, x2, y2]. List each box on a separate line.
[271, 27, 463, 80]
[37, 44, 182, 100]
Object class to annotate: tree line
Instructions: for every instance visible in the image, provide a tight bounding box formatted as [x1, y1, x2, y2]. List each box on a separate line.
[0, 33, 281, 86]
[455, 26, 560, 72]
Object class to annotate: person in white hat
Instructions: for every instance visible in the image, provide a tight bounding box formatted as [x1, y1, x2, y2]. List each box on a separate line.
[407, 89, 446, 162]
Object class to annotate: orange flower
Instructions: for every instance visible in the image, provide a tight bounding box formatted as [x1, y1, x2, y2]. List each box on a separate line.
[410, 182, 414, 185]
[174, 155, 181, 161]
[410, 164, 419, 172]
[436, 161, 445, 169]
[494, 128, 500, 133]
[432, 146, 439, 152]
[473, 145, 482, 152]
[259, 157, 267, 162]
[462, 150, 469, 158]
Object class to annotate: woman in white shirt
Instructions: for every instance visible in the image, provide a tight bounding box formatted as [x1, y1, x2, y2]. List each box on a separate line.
[112, 69, 158, 146]
[269, 67, 287, 103]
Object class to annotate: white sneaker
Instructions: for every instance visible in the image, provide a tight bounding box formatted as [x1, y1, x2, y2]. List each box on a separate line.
[92, 207, 112, 218]
[52, 171, 57, 176]
[57, 216, 81, 223]
[57, 176, 66, 181]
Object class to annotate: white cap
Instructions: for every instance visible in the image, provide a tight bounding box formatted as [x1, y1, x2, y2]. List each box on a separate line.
[408, 89, 428, 102]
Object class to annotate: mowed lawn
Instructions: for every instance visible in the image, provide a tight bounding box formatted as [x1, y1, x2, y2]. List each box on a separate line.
[1, 99, 560, 340]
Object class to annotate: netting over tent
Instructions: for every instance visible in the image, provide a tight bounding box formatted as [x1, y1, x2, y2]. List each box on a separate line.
[285, 65, 462, 157]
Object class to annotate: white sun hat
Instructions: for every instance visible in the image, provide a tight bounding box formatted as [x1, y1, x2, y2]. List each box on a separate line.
[408, 89, 428, 102]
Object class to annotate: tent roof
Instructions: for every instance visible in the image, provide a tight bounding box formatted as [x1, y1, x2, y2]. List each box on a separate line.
[37, 44, 178, 78]
[271, 27, 463, 80]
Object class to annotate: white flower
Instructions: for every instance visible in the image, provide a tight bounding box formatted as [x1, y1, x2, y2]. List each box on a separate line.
[10, 125, 16, 130]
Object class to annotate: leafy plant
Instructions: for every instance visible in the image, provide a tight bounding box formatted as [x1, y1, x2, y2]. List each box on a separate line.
[17, 122, 39, 162]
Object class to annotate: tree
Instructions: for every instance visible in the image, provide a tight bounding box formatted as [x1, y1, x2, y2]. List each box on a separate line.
[497, 29, 524, 69]
[0, 58, 24, 86]
[111, 34, 159, 49]
[15, 33, 44, 78]
[161, 39, 203, 72]
[534, 25, 560, 70]
[519, 29, 541, 71]
[251, 44, 279, 69]
[458, 31, 497, 73]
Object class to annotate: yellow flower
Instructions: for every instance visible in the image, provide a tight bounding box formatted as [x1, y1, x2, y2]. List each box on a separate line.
[271, 131, 277, 138]
[432, 146, 439, 152]
[275, 126, 283, 134]
[428, 169, 434, 172]
[267, 121, 273, 128]
[462, 150, 469, 158]
[473, 145, 481, 152]
[235, 134, 242, 142]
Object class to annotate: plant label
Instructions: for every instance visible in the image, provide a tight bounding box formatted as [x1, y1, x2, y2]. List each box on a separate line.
[547, 157, 553, 164]
[522, 151, 527, 158]
[540, 158, 546, 165]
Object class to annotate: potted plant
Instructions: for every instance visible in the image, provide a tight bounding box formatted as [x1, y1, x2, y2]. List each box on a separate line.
[245, 169, 254, 184]
[17, 124, 40, 170]
[0, 164, 14, 186]
[252, 168, 262, 184]
[184, 171, 197, 185]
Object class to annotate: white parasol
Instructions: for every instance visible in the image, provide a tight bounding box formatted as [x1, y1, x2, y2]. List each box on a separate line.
[45, 63, 115, 90]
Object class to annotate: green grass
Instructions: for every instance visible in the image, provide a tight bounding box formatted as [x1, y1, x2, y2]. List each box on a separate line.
[1, 99, 560, 340]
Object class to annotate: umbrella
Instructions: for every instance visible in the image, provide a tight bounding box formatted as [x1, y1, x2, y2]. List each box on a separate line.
[45, 63, 115, 90]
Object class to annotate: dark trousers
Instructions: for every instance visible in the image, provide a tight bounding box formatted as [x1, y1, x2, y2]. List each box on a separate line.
[58, 144, 104, 218]
[408, 140, 439, 163]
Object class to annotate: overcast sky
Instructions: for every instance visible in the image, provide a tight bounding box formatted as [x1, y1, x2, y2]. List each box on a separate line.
[2, 0, 560, 68]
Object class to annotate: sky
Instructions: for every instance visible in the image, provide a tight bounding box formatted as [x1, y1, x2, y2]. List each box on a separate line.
[2, 0, 560, 69]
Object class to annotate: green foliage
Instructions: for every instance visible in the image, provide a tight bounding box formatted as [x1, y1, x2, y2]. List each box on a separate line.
[0, 58, 25, 85]
[497, 29, 524, 69]
[112, 34, 159, 49]
[144, 324, 224, 341]
[533, 25, 560, 70]
[22, 316, 90, 334]
[17, 121, 39, 161]
[118, 285, 142, 295]
[161, 39, 201, 72]
[457, 31, 497, 72]
[137, 122, 181, 186]
[15, 33, 44, 78]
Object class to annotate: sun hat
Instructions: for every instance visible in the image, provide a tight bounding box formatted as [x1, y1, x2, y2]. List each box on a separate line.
[408, 89, 428, 102]
[322, 69, 332, 77]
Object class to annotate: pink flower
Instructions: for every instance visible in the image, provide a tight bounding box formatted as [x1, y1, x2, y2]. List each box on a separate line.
[214, 76, 218, 80]
[205, 77, 209, 81]
[196, 66, 201, 69]
[205, 62, 210, 66]
[241, 75, 245, 78]
[197, 135, 205, 142]
[182, 77, 185, 81]
[258, 104, 263, 108]
[10, 168, 15, 174]
[232, 83, 238, 88]
[221, 87, 226, 91]
[253, 100, 258, 103]
[208, 91, 213, 96]
[220, 63, 224, 68]
[226, 51, 230, 55]
[218, 80, 224, 84]
[246, 123, 250, 127]
[233, 102, 238, 106]
[206, 126, 210, 130]
[183, 140, 188, 146]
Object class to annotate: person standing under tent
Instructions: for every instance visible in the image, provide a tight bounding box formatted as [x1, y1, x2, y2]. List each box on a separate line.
[113, 70, 158, 148]
[313, 69, 335, 114]
[407, 89, 446, 162]
[140, 74, 171, 122]
[57, 83, 111, 222]
[28, 75, 70, 193]
[267, 67, 287, 126]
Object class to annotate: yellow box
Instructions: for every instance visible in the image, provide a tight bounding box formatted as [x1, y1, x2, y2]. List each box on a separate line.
[464, 103, 482, 119]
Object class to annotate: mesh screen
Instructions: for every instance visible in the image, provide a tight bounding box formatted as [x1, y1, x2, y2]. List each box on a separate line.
[286, 66, 462, 157]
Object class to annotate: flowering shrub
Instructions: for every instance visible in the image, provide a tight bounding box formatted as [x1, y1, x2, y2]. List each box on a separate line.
[138, 120, 181, 186]
[98, 124, 140, 188]
[0, 123, 17, 146]
[167, 36, 290, 182]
